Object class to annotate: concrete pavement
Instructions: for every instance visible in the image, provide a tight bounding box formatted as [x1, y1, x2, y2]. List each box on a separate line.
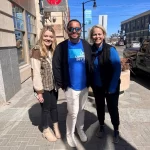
[0, 77, 150, 150]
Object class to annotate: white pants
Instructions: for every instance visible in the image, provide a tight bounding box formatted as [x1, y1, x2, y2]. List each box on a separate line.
[65, 87, 88, 136]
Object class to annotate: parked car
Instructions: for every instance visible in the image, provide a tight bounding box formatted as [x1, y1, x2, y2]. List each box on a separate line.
[123, 39, 150, 74]
[118, 40, 124, 46]
[107, 42, 112, 45]
[126, 41, 140, 48]
[123, 47, 140, 68]
[112, 41, 117, 45]
[135, 39, 150, 74]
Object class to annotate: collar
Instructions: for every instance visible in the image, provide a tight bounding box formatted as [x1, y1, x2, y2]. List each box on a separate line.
[95, 43, 103, 53]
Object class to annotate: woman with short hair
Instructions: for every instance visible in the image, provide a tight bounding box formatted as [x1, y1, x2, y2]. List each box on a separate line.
[89, 25, 121, 143]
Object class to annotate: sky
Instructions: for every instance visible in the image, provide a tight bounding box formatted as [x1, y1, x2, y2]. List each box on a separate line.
[68, 0, 150, 37]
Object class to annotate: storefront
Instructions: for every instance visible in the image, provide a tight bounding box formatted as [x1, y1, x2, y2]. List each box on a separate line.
[10, 0, 43, 83]
[0, 0, 43, 103]
[0, 0, 69, 103]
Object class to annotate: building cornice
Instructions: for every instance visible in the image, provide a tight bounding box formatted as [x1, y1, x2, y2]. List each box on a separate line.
[121, 10, 150, 24]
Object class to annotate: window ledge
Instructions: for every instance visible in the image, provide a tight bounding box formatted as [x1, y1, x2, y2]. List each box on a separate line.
[19, 64, 31, 83]
[19, 63, 31, 70]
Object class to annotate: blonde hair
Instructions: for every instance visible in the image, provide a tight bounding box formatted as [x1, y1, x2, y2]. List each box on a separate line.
[38, 25, 57, 57]
[89, 25, 106, 43]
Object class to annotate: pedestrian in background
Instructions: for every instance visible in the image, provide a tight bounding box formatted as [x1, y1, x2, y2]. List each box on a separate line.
[31, 25, 61, 142]
[52, 19, 92, 147]
[89, 25, 121, 143]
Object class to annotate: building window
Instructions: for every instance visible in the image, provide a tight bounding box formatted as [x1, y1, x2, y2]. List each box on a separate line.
[136, 19, 140, 30]
[141, 17, 144, 29]
[137, 32, 140, 37]
[12, 4, 24, 30]
[12, 3, 25, 65]
[127, 23, 130, 32]
[145, 15, 149, 29]
[28, 34, 35, 50]
[26, 12, 36, 50]
[15, 31, 25, 64]
[141, 31, 144, 36]
[144, 31, 148, 36]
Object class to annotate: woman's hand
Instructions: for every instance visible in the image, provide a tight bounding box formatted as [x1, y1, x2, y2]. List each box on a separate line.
[37, 93, 44, 103]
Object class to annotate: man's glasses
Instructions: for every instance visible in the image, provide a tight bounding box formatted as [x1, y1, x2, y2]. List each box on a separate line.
[68, 27, 81, 33]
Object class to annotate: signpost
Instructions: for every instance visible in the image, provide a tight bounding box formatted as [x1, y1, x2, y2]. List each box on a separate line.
[84, 10, 92, 25]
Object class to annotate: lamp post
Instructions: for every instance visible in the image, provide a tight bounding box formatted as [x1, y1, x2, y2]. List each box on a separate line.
[82, 0, 97, 39]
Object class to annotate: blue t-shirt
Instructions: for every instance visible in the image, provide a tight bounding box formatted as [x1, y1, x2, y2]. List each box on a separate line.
[68, 40, 87, 90]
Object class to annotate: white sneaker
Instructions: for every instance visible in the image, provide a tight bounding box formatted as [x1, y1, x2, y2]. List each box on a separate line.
[77, 129, 88, 142]
[66, 134, 76, 147]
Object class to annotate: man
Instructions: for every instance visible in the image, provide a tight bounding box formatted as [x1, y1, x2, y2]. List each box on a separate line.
[52, 19, 92, 147]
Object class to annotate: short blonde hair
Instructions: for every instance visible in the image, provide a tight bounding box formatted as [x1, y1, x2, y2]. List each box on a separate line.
[89, 25, 106, 43]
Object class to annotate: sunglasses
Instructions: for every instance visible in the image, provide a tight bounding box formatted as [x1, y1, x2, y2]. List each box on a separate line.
[68, 27, 81, 32]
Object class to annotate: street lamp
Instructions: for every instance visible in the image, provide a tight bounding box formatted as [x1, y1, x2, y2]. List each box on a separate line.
[82, 0, 97, 39]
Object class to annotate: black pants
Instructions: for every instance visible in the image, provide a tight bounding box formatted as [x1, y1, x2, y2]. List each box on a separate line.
[40, 90, 58, 129]
[93, 86, 120, 130]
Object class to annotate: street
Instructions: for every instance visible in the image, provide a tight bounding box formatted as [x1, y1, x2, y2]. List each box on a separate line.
[115, 45, 125, 58]
[0, 46, 150, 150]
[1, 0, 150, 149]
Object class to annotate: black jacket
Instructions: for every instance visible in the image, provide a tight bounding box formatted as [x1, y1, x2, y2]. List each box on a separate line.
[91, 42, 120, 92]
[52, 39, 92, 90]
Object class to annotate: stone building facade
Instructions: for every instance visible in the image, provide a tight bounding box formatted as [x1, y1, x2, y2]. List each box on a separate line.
[0, 0, 69, 103]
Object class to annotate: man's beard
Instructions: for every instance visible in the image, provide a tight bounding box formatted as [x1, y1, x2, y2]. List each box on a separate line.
[69, 33, 81, 43]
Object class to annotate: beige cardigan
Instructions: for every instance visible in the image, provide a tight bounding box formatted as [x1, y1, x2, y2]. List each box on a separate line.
[31, 46, 54, 94]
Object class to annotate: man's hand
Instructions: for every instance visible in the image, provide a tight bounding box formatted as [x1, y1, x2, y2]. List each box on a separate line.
[37, 93, 44, 103]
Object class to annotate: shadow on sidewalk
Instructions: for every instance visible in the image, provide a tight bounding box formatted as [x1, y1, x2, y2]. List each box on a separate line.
[28, 103, 41, 126]
[57, 101, 137, 150]
[130, 71, 150, 90]
[28, 103, 43, 132]
[28, 100, 137, 150]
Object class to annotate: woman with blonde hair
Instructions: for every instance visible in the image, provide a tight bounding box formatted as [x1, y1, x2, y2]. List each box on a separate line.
[89, 25, 121, 143]
[31, 25, 61, 142]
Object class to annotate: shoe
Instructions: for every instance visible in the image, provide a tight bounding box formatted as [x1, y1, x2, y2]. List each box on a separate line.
[53, 123, 61, 139]
[66, 134, 76, 147]
[96, 125, 105, 138]
[77, 129, 88, 142]
[42, 127, 57, 142]
[113, 130, 119, 144]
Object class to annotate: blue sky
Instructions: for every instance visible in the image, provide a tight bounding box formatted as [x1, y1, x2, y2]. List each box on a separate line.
[68, 0, 150, 37]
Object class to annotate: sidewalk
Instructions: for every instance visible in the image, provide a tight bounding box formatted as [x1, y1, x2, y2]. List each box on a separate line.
[0, 78, 150, 150]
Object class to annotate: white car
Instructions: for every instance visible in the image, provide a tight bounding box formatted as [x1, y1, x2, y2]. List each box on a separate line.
[127, 41, 140, 48]
[107, 42, 112, 45]
[131, 41, 140, 48]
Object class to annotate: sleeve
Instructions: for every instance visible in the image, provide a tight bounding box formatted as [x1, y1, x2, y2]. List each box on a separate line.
[52, 44, 62, 89]
[31, 57, 44, 94]
[88, 44, 93, 87]
[108, 47, 121, 93]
